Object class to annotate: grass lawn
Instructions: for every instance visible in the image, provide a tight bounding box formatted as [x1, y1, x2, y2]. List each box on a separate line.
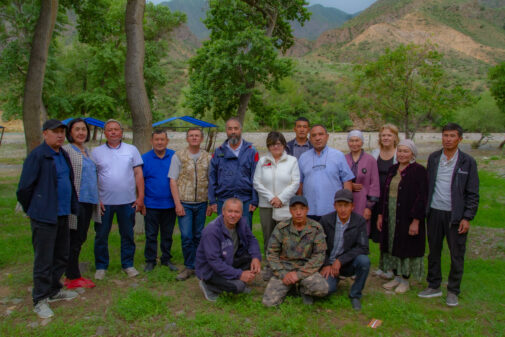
[1, 171, 505, 336]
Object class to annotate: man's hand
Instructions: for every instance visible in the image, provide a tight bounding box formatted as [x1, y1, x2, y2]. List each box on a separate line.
[210, 204, 218, 214]
[352, 183, 363, 192]
[363, 208, 372, 221]
[132, 198, 146, 216]
[408, 219, 419, 236]
[206, 205, 213, 217]
[270, 197, 283, 208]
[331, 259, 341, 277]
[100, 201, 105, 216]
[458, 219, 470, 234]
[175, 203, 185, 217]
[320, 265, 333, 279]
[249, 204, 257, 212]
[282, 271, 299, 286]
[250, 258, 261, 274]
[240, 270, 256, 283]
[377, 215, 383, 232]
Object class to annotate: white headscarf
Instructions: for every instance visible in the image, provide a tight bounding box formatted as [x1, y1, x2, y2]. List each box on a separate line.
[398, 139, 418, 161]
[347, 130, 364, 142]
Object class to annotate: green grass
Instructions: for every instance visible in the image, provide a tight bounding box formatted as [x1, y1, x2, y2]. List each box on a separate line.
[1, 171, 504, 336]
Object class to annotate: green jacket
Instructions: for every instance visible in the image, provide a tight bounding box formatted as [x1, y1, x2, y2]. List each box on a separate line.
[267, 218, 327, 280]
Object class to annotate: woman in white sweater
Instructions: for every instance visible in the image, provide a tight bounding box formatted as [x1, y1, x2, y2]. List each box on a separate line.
[253, 131, 300, 280]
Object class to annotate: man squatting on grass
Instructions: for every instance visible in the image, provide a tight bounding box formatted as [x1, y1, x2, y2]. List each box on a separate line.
[195, 198, 262, 302]
[17, 119, 80, 319]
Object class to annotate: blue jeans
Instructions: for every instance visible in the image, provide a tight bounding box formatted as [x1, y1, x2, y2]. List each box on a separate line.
[144, 208, 176, 264]
[178, 202, 207, 269]
[326, 254, 370, 299]
[95, 204, 136, 270]
[217, 199, 253, 229]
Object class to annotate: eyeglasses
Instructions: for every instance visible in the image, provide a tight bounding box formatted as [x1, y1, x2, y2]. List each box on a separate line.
[312, 151, 328, 170]
[268, 143, 284, 148]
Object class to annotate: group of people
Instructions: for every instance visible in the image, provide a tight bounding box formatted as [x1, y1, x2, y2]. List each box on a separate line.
[17, 116, 479, 319]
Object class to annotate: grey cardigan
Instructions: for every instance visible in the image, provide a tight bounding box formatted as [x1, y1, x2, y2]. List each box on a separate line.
[63, 144, 101, 229]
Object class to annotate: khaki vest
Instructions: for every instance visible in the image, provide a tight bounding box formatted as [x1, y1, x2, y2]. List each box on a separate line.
[176, 149, 211, 202]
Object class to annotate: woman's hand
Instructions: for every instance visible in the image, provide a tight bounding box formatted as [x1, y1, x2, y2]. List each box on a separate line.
[363, 208, 372, 221]
[377, 214, 383, 232]
[408, 219, 420, 236]
[270, 197, 283, 208]
[352, 183, 363, 192]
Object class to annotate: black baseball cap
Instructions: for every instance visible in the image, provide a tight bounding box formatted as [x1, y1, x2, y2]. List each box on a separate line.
[42, 119, 67, 131]
[334, 189, 353, 203]
[289, 195, 308, 207]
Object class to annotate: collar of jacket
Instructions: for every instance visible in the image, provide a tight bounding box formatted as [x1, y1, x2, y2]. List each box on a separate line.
[326, 212, 360, 231]
[263, 151, 289, 165]
[278, 218, 318, 236]
[219, 139, 253, 159]
[41, 141, 61, 158]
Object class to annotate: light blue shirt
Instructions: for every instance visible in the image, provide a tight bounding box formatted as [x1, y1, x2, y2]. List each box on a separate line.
[299, 146, 354, 216]
[329, 216, 349, 264]
[226, 140, 243, 157]
[431, 150, 459, 211]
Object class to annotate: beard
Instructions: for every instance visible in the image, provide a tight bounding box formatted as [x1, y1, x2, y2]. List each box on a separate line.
[228, 134, 241, 146]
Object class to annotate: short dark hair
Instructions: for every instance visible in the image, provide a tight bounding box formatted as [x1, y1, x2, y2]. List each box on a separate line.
[266, 131, 287, 148]
[442, 123, 463, 137]
[295, 117, 310, 125]
[186, 127, 204, 138]
[310, 124, 327, 134]
[66, 118, 90, 143]
[152, 129, 168, 138]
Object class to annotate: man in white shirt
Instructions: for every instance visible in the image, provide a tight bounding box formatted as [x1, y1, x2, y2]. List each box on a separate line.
[91, 119, 145, 280]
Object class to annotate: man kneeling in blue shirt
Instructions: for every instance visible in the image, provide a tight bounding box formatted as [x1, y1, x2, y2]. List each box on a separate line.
[195, 198, 262, 302]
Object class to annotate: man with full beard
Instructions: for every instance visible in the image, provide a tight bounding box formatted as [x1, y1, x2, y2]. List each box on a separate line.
[208, 117, 259, 229]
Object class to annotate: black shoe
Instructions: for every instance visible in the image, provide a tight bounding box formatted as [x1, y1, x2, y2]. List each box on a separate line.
[351, 298, 362, 311]
[144, 262, 155, 272]
[161, 261, 178, 272]
[301, 294, 314, 305]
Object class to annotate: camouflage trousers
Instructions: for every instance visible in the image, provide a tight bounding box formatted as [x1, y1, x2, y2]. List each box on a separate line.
[262, 273, 329, 307]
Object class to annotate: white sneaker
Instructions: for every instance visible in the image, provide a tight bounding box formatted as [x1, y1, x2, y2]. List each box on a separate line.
[383, 276, 401, 290]
[34, 299, 54, 319]
[380, 271, 394, 280]
[95, 269, 106, 280]
[48, 289, 78, 302]
[123, 267, 139, 278]
[395, 279, 410, 294]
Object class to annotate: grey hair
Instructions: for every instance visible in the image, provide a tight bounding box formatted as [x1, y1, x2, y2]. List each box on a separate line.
[104, 119, 123, 131]
[223, 198, 243, 211]
[226, 117, 242, 129]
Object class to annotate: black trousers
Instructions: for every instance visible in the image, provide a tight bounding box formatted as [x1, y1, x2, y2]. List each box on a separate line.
[427, 208, 468, 295]
[66, 203, 93, 280]
[31, 217, 69, 304]
[144, 208, 176, 264]
[205, 252, 252, 294]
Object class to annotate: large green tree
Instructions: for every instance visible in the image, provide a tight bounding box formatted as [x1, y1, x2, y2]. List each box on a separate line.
[351, 43, 476, 139]
[185, 0, 310, 125]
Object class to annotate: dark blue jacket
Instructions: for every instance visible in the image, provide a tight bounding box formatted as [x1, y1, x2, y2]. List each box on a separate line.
[426, 149, 479, 224]
[195, 215, 261, 281]
[208, 139, 259, 205]
[17, 142, 78, 224]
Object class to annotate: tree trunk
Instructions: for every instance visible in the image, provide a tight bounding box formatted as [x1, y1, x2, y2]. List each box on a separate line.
[125, 0, 151, 234]
[22, 0, 58, 154]
[125, 0, 152, 155]
[237, 91, 253, 126]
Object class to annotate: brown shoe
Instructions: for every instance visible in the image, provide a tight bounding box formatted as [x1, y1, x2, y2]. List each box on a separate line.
[176, 268, 195, 281]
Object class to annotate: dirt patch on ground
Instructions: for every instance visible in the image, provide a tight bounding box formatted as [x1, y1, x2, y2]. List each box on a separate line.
[349, 12, 505, 63]
[0, 112, 23, 133]
[467, 226, 505, 260]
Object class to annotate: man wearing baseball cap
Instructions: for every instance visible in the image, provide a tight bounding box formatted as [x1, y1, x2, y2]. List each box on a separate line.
[17, 119, 80, 318]
[319, 189, 370, 311]
[262, 195, 328, 306]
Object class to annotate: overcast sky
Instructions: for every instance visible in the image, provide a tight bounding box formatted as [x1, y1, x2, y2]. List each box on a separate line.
[149, 1, 377, 14]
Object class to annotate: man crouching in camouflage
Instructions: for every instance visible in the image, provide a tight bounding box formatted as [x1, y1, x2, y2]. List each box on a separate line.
[262, 196, 329, 306]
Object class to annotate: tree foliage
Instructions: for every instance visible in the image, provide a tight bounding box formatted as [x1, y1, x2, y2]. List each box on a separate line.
[351, 43, 476, 139]
[488, 61, 505, 114]
[185, 0, 310, 124]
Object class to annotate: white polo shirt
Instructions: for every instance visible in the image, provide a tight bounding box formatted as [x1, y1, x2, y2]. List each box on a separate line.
[92, 142, 143, 205]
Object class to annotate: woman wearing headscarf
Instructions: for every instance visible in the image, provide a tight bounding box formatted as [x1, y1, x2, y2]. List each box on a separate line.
[253, 131, 300, 281]
[371, 124, 399, 279]
[345, 130, 380, 234]
[377, 139, 428, 293]
[62, 118, 101, 289]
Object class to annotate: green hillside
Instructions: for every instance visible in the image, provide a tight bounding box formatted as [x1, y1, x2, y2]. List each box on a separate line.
[161, 0, 209, 40]
[291, 4, 354, 40]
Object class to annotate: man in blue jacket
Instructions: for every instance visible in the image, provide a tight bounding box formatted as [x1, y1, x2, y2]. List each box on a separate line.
[208, 117, 259, 228]
[17, 119, 80, 319]
[418, 123, 479, 307]
[196, 198, 262, 302]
